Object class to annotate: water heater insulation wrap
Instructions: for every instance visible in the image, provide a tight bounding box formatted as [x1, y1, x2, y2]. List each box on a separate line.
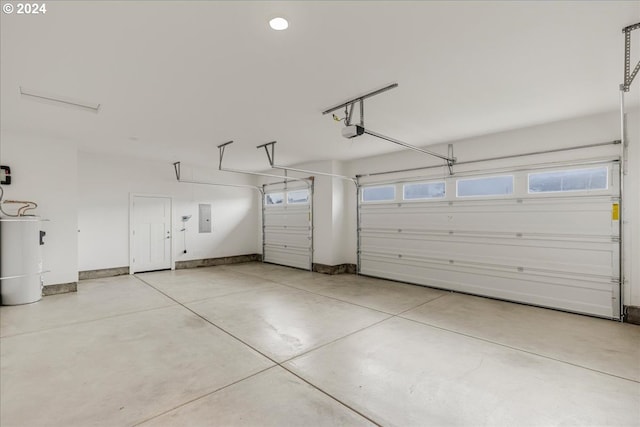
[0, 217, 44, 305]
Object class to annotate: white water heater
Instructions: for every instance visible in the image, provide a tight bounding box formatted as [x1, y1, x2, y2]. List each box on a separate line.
[0, 217, 45, 305]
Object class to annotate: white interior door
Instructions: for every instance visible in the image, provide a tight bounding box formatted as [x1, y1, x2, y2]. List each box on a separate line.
[131, 195, 172, 273]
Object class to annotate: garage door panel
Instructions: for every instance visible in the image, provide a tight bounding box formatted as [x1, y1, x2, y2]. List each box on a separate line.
[360, 201, 616, 236]
[360, 254, 613, 292]
[361, 253, 613, 289]
[360, 229, 613, 244]
[361, 215, 613, 236]
[264, 246, 311, 270]
[264, 229, 311, 248]
[360, 251, 614, 286]
[263, 212, 310, 228]
[361, 196, 614, 211]
[360, 234, 615, 277]
[360, 256, 615, 318]
[263, 184, 312, 270]
[358, 161, 620, 319]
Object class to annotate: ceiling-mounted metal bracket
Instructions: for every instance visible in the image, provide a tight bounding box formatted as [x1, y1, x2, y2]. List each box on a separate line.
[173, 161, 181, 180]
[348, 103, 355, 126]
[257, 141, 277, 167]
[322, 83, 399, 116]
[447, 144, 455, 175]
[621, 22, 640, 92]
[323, 83, 456, 167]
[256, 141, 357, 184]
[171, 160, 263, 193]
[217, 141, 309, 185]
[217, 140, 234, 170]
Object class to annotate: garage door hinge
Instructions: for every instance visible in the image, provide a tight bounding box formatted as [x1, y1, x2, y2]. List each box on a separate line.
[612, 236, 620, 242]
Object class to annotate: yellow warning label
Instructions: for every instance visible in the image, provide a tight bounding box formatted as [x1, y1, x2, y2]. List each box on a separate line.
[612, 203, 619, 221]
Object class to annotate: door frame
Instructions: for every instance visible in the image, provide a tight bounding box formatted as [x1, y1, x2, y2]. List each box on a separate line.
[129, 193, 174, 274]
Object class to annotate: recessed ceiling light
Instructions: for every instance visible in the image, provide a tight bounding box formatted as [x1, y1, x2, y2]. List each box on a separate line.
[269, 17, 288, 31]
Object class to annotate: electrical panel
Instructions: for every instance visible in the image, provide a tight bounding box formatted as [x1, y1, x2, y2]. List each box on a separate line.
[199, 204, 211, 233]
[0, 165, 10, 185]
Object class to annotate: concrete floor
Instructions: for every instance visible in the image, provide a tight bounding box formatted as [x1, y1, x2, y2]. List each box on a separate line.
[1, 262, 639, 426]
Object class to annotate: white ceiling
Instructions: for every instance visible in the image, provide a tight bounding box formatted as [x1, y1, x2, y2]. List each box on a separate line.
[1, 1, 639, 170]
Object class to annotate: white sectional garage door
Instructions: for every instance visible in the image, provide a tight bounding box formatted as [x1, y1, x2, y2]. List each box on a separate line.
[358, 161, 621, 319]
[263, 182, 313, 270]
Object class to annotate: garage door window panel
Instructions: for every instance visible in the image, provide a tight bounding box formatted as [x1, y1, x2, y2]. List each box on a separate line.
[403, 182, 445, 200]
[265, 193, 284, 206]
[362, 185, 396, 202]
[528, 167, 608, 194]
[287, 189, 310, 204]
[456, 175, 514, 197]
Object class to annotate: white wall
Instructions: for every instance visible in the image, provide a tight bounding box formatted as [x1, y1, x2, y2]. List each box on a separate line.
[0, 133, 261, 285]
[333, 160, 357, 265]
[0, 131, 79, 286]
[344, 108, 640, 306]
[625, 107, 640, 307]
[78, 151, 261, 271]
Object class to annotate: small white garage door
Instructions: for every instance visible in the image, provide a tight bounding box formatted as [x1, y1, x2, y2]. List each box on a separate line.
[263, 181, 313, 270]
[359, 161, 621, 319]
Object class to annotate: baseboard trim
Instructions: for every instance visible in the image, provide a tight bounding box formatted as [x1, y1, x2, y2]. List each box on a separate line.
[312, 263, 357, 275]
[43, 282, 77, 296]
[175, 254, 262, 269]
[624, 305, 640, 325]
[79, 267, 130, 280]
[78, 257, 354, 279]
